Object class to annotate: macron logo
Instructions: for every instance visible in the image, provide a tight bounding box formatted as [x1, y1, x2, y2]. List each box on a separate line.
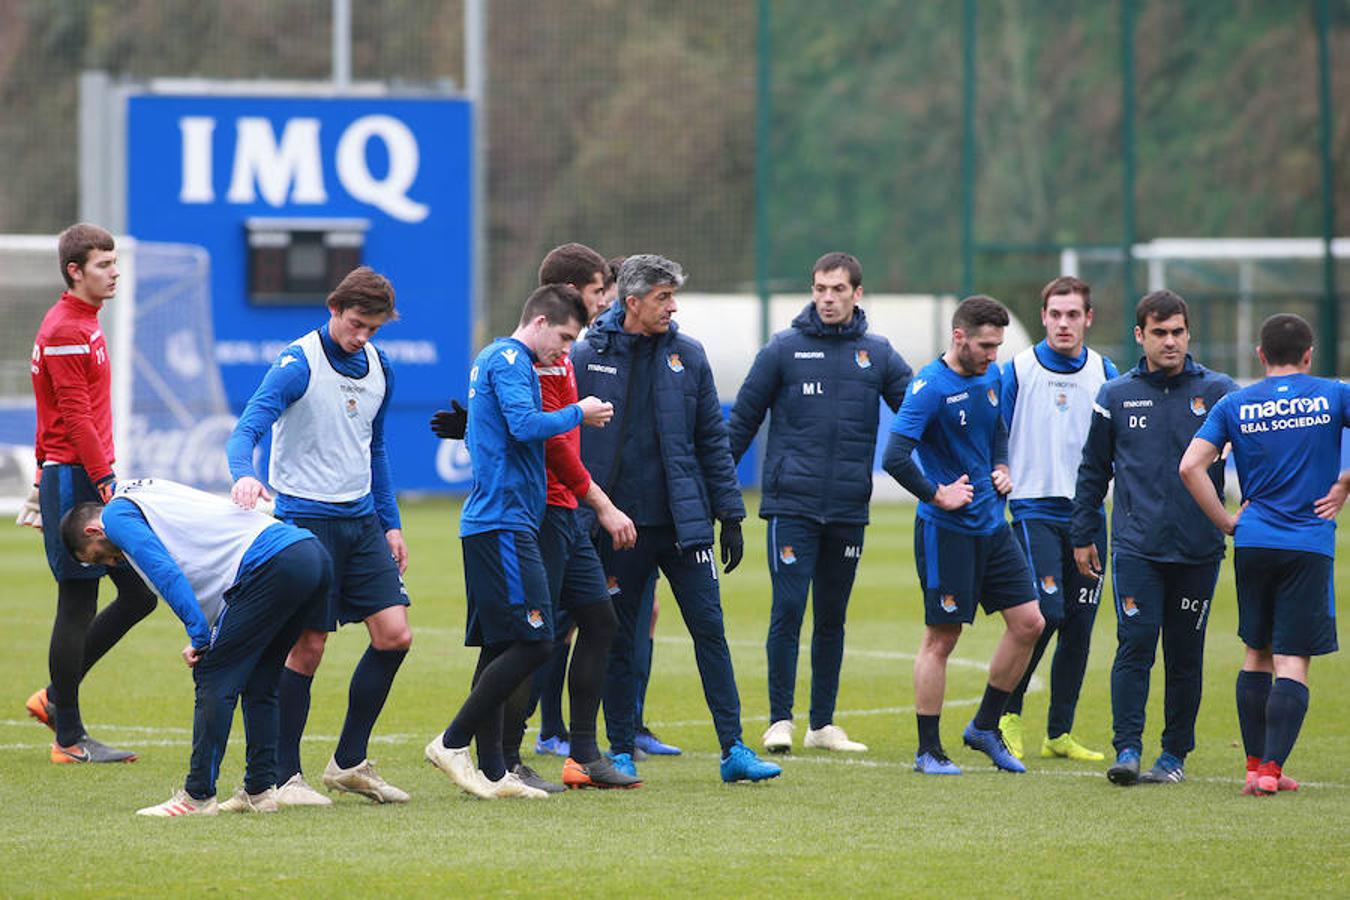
[587, 363, 618, 375]
[279, 355, 297, 367]
[502, 349, 518, 365]
[912, 379, 926, 394]
[1239, 395, 1329, 420]
[794, 351, 825, 359]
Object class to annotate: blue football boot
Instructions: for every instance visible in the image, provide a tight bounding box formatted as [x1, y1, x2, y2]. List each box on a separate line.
[962, 720, 1027, 772]
[534, 734, 570, 757]
[605, 751, 638, 778]
[913, 750, 962, 775]
[635, 727, 682, 756]
[720, 740, 783, 783]
[1107, 747, 1141, 786]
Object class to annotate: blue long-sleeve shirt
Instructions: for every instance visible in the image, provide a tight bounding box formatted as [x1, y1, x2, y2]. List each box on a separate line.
[102, 500, 306, 648]
[460, 336, 584, 536]
[225, 325, 401, 530]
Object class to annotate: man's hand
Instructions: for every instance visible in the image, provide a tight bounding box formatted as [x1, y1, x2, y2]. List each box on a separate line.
[182, 644, 205, 668]
[931, 475, 974, 510]
[386, 528, 409, 575]
[1315, 478, 1350, 520]
[579, 396, 614, 428]
[95, 474, 116, 504]
[597, 505, 637, 551]
[430, 400, 468, 440]
[720, 519, 744, 573]
[1074, 544, 1103, 578]
[231, 476, 272, 510]
[15, 482, 41, 530]
[991, 465, 1012, 496]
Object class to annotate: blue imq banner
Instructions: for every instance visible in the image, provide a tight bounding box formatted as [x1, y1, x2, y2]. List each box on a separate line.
[126, 92, 473, 491]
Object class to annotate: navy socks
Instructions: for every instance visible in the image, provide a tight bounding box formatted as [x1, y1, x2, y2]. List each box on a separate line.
[1263, 677, 1309, 767]
[1235, 669, 1272, 761]
[973, 684, 1011, 732]
[276, 667, 314, 781]
[333, 646, 407, 769]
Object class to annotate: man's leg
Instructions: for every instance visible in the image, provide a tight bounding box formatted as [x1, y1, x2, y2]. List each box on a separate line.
[806, 523, 864, 740]
[1155, 561, 1217, 767]
[332, 605, 411, 770]
[276, 628, 329, 783]
[600, 533, 658, 759]
[1108, 555, 1163, 757]
[1003, 521, 1060, 729]
[47, 579, 99, 748]
[80, 566, 157, 681]
[1040, 523, 1105, 759]
[1259, 655, 1311, 790]
[913, 623, 962, 757]
[443, 641, 552, 779]
[764, 516, 818, 745]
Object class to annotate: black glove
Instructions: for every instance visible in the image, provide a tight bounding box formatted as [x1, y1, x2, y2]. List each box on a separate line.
[430, 400, 468, 440]
[95, 474, 117, 504]
[719, 519, 743, 573]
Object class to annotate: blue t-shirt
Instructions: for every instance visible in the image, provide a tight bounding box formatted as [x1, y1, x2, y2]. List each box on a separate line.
[460, 336, 584, 537]
[1195, 373, 1350, 558]
[891, 357, 1006, 535]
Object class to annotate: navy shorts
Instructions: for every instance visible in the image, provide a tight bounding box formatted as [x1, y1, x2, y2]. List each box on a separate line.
[39, 463, 115, 581]
[914, 517, 1036, 625]
[287, 514, 409, 631]
[539, 505, 609, 620]
[1011, 517, 1106, 624]
[462, 529, 554, 647]
[1234, 547, 1338, 657]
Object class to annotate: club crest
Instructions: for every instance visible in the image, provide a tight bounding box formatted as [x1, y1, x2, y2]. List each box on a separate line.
[1122, 596, 1139, 617]
[855, 349, 871, 369]
[667, 353, 684, 373]
[1040, 575, 1058, 595]
[987, 388, 999, 407]
[1190, 396, 1207, 416]
[1054, 391, 1069, 411]
[345, 397, 359, 419]
[527, 609, 545, 629]
[779, 545, 797, 565]
[606, 575, 621, 596]
[940, 594, 958, 613]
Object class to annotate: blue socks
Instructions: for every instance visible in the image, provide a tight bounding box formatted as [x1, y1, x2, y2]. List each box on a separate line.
[333, 646, 408, 769]
[1264, 677, 1309, 767]
[1235, 669, 1271, 760]
[276, 667, 313, 781]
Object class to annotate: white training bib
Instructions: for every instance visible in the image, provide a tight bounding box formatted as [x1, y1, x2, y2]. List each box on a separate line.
[269, 330, 385, 503]
[1008, 346, 1110, 502]
[112, 479, 276, 627]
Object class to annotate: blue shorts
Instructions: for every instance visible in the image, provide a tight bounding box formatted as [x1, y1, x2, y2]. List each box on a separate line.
[462, 530, 554, 647]
[286, 514, 409, 631]
[1234, 547, 1338, 657]
[1011, 517, 1106, 624]
[539, 505, 609, 619]
[915, 518, 1036, 625]
[39, 463, 116, 581]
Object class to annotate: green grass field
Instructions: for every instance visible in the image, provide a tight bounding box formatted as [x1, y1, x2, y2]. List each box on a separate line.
[1, 497, 1347, 897]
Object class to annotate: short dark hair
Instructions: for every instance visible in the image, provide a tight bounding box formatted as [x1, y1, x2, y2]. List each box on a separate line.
[60, 502, 106, 559]
[952, 294, 1010, 333]
[538, 243, 607, 289]
[1135, 289, 1188, 329]
[1041, 275, 1092, 312]
[328, 266, 398, 319]
[812, 252, 862, 289]
[520, 283, 587, 329]
[605, 257, 625, 290]
[58, 223, 115, 288]
[1259, 313, 1314, 366]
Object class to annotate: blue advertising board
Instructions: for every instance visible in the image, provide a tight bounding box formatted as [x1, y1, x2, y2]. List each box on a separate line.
[126, 93, 473, 491]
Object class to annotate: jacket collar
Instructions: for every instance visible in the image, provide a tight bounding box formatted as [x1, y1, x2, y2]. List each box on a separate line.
[791, 303, 868, 338]
[1133, 353, 1201, 385]
[586, 302, 679, 352]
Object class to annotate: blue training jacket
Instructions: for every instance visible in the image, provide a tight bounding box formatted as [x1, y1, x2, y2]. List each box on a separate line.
[728, 303, 911, 524]
[1071, 355, 1236, 563]
[460, 336, 583, 537]
[572, 304, 745, 551]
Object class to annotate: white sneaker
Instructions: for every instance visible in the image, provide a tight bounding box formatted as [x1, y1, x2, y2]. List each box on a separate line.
[135, 788, 218, 817]
[804, 723, 868, 752]
[424, 737, 496, 799]
[762, 719, 794, 754]
[322, 756, 410, 804]
[274, 773, 333, 807]
[218, 786, 279, 813]
[486, 770, 549, 799]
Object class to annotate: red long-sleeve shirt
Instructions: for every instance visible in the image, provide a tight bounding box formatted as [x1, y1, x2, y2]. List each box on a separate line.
[538, 353, 591, 509]
[30, 292, 115, 483]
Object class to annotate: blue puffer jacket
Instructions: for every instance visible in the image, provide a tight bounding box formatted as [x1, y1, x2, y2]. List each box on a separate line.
[572, 304, 745, 551]
[728, 304, 912, 524]
[1071, 355, 1237, 563]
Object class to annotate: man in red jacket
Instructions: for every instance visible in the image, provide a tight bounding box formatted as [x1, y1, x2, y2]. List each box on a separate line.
[20, 223, 156, 763]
